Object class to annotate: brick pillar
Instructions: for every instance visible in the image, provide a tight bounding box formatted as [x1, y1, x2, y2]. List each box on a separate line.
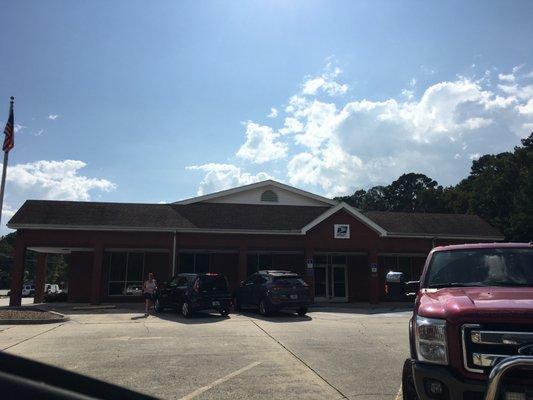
[90, 243, 104, 304]
[368, 248, 380, 304]
[237, 246, 247, 283]
[33, 253, 48, 304]
[9, 234, 26, 307]
[305, 247, 315, 303]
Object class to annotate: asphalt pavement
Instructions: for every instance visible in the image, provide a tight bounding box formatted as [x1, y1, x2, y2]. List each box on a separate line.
[0, 305, 411, 400]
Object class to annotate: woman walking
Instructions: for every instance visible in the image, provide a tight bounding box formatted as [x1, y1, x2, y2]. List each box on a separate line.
[143, 272, 157, 315]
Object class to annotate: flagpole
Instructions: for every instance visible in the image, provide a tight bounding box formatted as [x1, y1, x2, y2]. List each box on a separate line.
[0, 96, 14, 229]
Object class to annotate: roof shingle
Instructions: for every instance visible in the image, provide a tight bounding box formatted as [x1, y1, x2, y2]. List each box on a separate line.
[8, 200, 503, 238]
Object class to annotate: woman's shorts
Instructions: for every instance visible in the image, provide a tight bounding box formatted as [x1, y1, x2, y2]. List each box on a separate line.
[143, 293, 153, 300]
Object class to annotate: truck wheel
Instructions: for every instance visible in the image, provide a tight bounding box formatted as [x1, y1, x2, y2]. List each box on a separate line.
[258, 298, 271, 316]
[402, 359, 419, 400]
[181, 301, 192, 318]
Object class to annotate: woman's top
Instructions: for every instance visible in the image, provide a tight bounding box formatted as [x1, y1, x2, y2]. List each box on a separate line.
[143, 279, 157, 294]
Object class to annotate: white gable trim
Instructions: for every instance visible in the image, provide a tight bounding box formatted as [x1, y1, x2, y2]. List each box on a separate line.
[175, 179, 337, 206]
[301, 202, 388, 236]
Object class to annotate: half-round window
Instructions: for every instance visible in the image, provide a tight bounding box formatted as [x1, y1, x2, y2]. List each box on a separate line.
[260, 190, 279, 202]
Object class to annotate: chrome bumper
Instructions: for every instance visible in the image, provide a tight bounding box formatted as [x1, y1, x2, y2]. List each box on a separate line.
[484, 356, 533, 400]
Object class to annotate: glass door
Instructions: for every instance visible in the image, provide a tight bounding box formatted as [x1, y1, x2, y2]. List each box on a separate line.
[331, 264, 347, 301]
[314, 255, 348, 302]
[313, 264, 329, 301]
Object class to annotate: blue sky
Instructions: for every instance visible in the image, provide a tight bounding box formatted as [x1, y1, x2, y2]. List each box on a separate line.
[1, 0, 533, 232]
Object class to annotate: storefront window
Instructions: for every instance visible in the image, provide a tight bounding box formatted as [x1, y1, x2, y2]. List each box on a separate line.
[108, 252, 145, 296]
[179, 253, 210, 273]
[247, 253, 273, 275]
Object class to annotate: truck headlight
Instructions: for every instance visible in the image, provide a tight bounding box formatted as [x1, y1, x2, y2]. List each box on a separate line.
[415, 316, 448, 365]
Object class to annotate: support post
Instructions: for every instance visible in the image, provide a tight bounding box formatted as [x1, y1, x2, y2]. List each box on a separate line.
[9, 234, 26, 306]
[34, 253, 48, 303]
[237, 246, 247, 284]
[90, 243, 104, 305]
[368, 248, 380, 304]
[304, 247, 315, 303]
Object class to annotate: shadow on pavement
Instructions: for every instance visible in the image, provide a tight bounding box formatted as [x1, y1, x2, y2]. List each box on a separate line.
[235, 309, 312, 322]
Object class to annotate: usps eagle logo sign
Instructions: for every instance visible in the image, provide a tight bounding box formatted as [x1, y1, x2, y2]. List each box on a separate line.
[334, 224, 350, 239]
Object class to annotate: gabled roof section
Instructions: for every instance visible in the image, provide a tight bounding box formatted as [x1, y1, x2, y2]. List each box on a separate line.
[301, 202, 388, 236]
[174, 179, 337, 206]
[364, 211, 504, 240]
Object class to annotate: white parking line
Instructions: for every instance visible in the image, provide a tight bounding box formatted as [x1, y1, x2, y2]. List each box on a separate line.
[179, 361, 261, 400]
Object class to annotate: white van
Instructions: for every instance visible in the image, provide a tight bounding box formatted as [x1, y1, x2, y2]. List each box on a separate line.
[45, 284, 61, 294]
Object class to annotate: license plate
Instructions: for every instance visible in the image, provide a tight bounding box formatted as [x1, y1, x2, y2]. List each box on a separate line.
[290, 294, 298, 300]
[212, 301, 220, 306]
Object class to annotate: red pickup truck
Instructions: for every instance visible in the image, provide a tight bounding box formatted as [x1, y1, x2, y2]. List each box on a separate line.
[402, 243, 533, 400]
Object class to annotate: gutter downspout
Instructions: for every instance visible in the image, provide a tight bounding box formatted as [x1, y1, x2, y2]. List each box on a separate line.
[172, 231, 177, 276]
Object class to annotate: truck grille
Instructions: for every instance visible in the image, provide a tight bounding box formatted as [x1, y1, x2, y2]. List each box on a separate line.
[462, 324, 533, 374]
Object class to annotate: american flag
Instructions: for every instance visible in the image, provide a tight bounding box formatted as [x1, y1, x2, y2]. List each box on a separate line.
[2, 97, 14, 152]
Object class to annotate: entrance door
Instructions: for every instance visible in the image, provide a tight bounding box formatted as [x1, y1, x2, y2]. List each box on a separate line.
[313, 255, 348, 302]
[313, 265, 328, 301]
[331, 264, 348, 302]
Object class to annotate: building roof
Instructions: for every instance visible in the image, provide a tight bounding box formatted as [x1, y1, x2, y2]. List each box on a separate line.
[364, 211, 503, 239]
[8, 199, 504, 239]
[8, 200, 329, 233]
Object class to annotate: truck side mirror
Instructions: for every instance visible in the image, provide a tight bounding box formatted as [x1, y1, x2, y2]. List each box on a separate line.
[405, 280, 420, 297]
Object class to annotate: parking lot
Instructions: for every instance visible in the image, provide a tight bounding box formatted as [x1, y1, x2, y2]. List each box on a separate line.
[0, 305, 411, 400]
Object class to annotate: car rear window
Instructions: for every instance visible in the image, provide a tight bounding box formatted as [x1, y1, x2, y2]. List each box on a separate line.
[272, 276, 306, 286]
[199, 275, 228, 291]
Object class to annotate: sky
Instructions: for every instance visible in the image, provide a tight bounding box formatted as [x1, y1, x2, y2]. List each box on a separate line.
[0, 0, 532, 233]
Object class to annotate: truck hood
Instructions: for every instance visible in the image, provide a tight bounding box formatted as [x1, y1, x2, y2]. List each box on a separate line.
[417, 287, 533, 322]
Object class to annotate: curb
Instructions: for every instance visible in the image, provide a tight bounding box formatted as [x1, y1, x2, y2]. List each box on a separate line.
[0, 307, 69, 325]
[0, 316, 68, 325]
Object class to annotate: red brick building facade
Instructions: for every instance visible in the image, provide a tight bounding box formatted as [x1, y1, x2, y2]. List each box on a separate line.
[7, 180, 503, 306]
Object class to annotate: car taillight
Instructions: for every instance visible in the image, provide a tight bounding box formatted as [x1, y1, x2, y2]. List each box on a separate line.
[193, 280, 200, 293]
[384, 284, 389, 295]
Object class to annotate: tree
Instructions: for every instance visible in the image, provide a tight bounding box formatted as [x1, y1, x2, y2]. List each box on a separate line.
[334, 132, 533, 241]
[385, 173, 443, 212]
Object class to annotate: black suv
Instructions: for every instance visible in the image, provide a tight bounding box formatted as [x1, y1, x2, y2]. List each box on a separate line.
[154, 273, 232, 317]
[234, 270, 311, 316]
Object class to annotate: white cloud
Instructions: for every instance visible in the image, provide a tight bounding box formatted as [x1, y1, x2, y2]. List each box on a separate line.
[498, 73, 515, 82]
[192, 61, 533, 198]
[5, 160, 116, 201]
[48, 114, 59, 120]
[186, 163, 273, 195]
[279, 117, 304, 135]
[301, 63, 348, 96]
[14, 124, 24, 133]
[236, 122, 288, 163]
[518, 99, 533, 115]
[267, 108, 278, 118]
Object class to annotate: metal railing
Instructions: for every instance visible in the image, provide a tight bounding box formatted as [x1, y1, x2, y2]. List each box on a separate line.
[484, 356, 533, 400]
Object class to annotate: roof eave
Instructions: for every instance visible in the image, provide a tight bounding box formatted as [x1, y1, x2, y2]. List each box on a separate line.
[7, 223, 305, 236]
[384, 232, 505, 241]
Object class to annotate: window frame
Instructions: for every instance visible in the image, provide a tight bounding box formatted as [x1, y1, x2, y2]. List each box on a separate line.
[107, 251, 145, 296]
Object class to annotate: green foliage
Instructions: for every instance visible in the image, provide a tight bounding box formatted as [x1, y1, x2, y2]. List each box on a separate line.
[0, 232, 69, 287]
[335, 133, 533, 241]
